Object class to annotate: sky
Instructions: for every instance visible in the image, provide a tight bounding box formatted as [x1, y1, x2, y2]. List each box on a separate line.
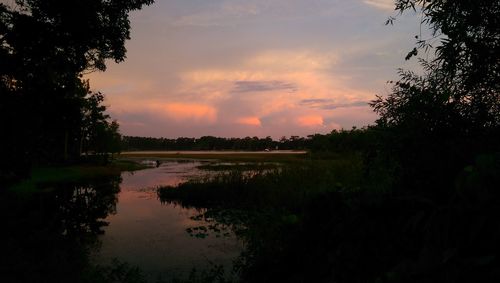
[86, 0, 423, 139]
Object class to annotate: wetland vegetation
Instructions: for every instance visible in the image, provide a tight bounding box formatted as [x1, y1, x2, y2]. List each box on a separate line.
[2, 0, 500, 282]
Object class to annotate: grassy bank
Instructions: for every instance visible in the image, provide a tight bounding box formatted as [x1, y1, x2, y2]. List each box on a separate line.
[157, 153, 500, 283]
[157, 154, 363, 282]
[8, 159, 147, 194]
[120, 151, 308, 163]
[196, 162, 280, 172]
[159, 155, 362, 209]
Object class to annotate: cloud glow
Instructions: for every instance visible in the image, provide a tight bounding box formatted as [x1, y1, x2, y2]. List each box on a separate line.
[152, 103, 218, 124]
[236, 117, 262, 126]
[297, 116, 324, 127]
[85, 0, 420, 138]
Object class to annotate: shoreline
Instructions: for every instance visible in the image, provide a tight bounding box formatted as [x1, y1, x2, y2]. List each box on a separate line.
[120, 150, 307, 155]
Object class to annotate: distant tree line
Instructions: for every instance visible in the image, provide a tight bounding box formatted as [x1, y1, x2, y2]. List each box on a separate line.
[122, 135, 291, 151]
[121, 128, 375, 152]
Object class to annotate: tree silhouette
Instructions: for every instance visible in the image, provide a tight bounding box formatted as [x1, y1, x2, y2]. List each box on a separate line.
[79, 86, 122, 160]
[0, 0, 153, 183]
[375, 0, 500, 129]
[370, 0, 500, 195]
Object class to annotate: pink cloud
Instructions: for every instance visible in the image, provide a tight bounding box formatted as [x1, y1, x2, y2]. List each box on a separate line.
[236, 116, 262, 126]
[297, 115, 324, 127]
[151, 103, 217, 123]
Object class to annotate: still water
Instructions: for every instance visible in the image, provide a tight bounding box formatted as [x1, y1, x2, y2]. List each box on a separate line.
[93, 160, 243, 281]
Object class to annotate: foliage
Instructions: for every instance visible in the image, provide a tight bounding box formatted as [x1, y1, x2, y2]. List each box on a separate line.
[370, 0, 500, 195]
[157, 152, 500, 283]
[346, 1, 500, 281]
[8, 160, 145, 193]
[394, 0, 500, 118]
[196, 162, 280, 172]
[5, 0, 154, 73]
[0, 0, 152, 184]
[374, 0, 500, 140]
[3, 1, 500, 282]
[84, 259, 147, 283]
[158, 156, 363, 210]
[121, 128, 376, 153]
[169, 264, 238, 283]
[157, 156, 364, 281]
[122, 135, 302, 151]
[78, 82, 122, 160]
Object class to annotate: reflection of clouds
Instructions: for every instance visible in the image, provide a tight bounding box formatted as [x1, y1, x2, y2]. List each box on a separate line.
[120, 162, 205, 190]
[98, 162, 243, 275]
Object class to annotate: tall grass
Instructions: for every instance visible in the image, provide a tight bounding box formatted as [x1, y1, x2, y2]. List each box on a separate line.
[158, 154, 363, 210]
[158, 153, 500, 283]
[157, 154, 365, 282]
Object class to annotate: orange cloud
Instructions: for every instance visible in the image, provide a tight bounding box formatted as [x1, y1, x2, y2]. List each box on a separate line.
[236, 116, 261, 126]
[152, 103, 217, 123]
[180, 49, 374, 113]
[297, 115, 324, 127]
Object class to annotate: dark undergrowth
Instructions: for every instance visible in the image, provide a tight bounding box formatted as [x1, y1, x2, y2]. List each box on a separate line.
[7, 159, 146, 194]
[158, 153, 500, 283]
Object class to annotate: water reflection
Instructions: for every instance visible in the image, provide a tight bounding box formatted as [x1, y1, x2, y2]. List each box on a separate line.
[1, 175, 122, 283]
[121, 160, 206, 190]
[2, 161, 243, 282]
[94, 160, 242, 282]
[53, 176, 121, 236]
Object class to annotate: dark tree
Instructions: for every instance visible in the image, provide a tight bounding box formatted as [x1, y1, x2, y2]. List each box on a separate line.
[371, 0, 500, 195]
[80, 86, 122, 159]
[376, 0, 500, 130]
[0, 0, 153, 184]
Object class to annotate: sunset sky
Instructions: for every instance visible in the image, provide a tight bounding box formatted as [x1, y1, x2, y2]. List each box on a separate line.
[87, 0, 423, 138]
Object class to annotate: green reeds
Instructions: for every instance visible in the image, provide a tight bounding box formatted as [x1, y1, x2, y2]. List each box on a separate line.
[158, 155, 363, 210]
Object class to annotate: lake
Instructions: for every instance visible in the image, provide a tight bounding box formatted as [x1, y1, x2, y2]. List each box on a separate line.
[2, 158, 278, 282]
[92, 160, 243, 281]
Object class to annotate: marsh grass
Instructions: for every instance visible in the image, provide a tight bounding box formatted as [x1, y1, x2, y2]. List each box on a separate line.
[158, 154, 363, 210]
[158, 153, 500, 282]
[196, 162, 280, 172]
[8, 159, 146, 193]
[157, 154, 365, 281]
